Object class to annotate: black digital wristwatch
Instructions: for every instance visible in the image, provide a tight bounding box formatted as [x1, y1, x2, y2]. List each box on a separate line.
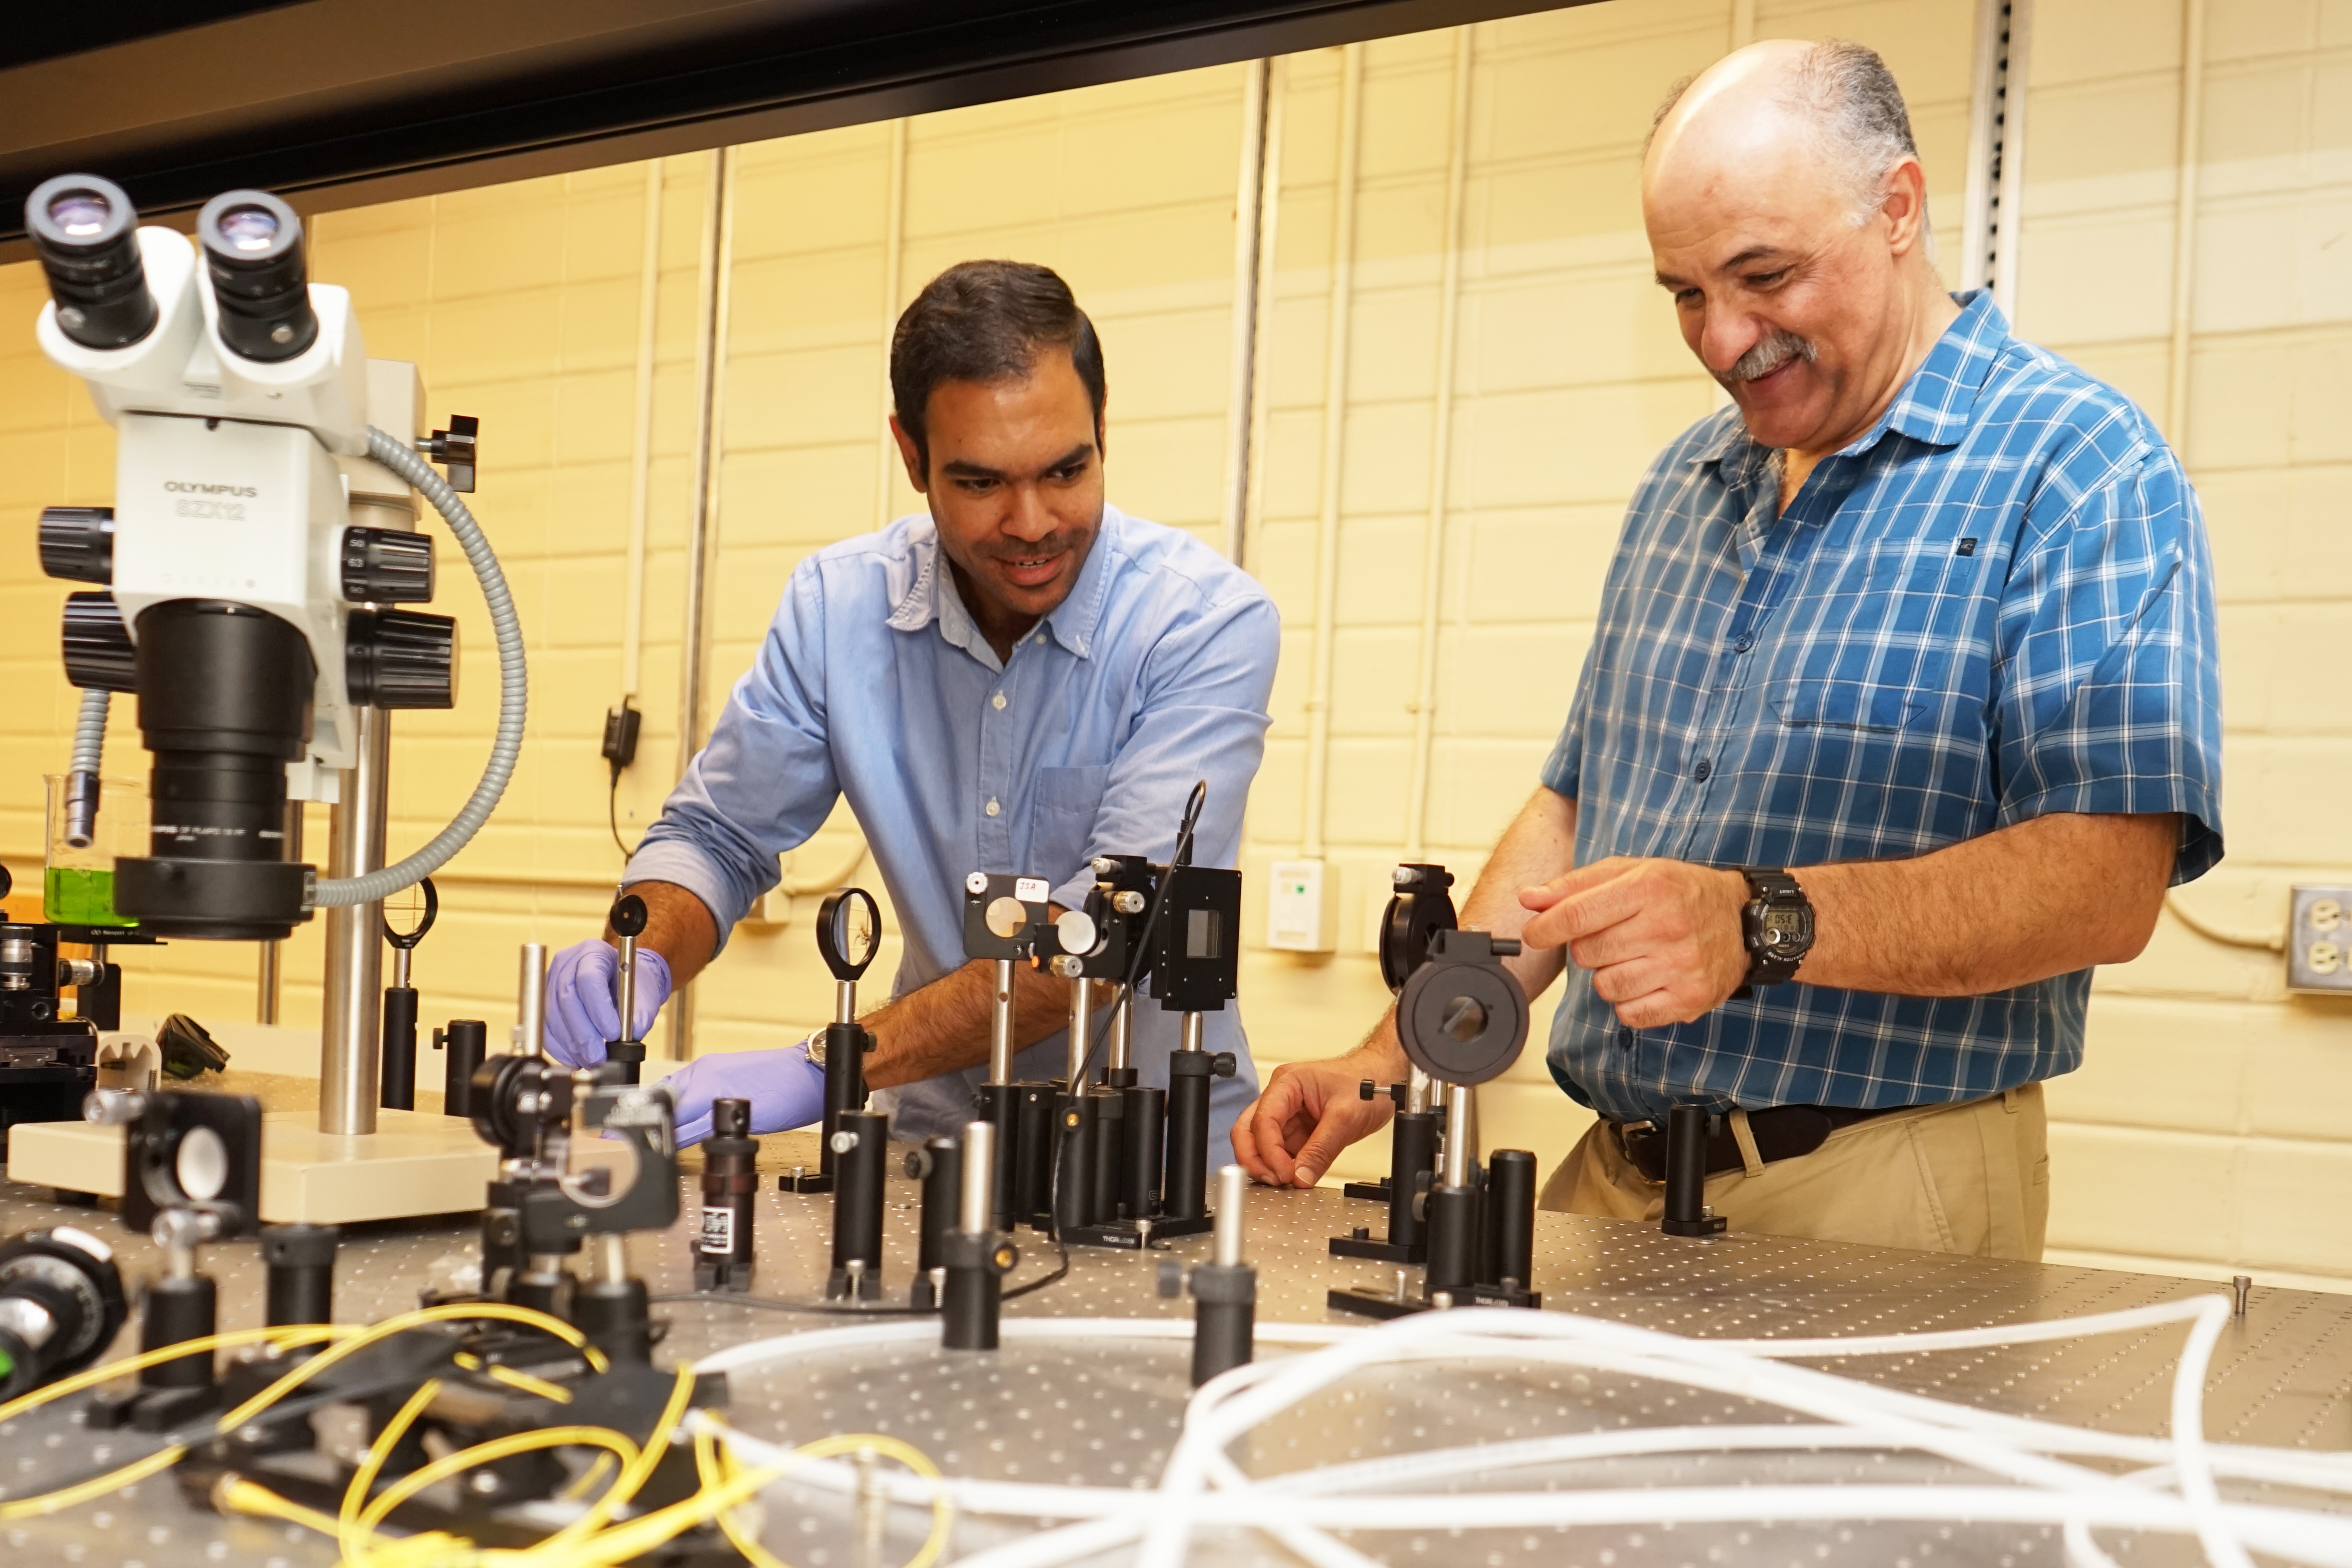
[1738, 867, 1814, 989]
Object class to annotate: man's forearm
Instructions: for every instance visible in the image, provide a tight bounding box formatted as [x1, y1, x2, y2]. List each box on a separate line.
[1798, 811, 2179, 996]
[615, 880, 720, 987]
[862, 959, 1084, 1089]
[1346, 786, 1582, 1076]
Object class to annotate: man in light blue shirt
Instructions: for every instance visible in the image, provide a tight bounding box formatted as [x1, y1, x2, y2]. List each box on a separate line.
[542, 261, 1278, 1147]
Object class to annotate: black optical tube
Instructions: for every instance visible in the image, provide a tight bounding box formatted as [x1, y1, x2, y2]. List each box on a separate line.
[1422, 1184, 1479, 1305]
[1189, 1264, 1255, 1387]
[910, 1136, 960, 1308]
[1661, 1104, 1727, 1238]
[1163, 1051, 1213, 1223]
[1386, 1109, 1438, 1252]
[942, 1123, 1008, 1351]
[827, 1109, 888, 1300]
[1052, 1090, 1096, 1233]
[380, 985, 418, 1110]
[115, 600, 315, 941]
[1014, 1084, 1059, 1229]
[437, 1019, 487, 1117]
[571, 1276, 654, 1365]
[1483, 1149, 1536, 1289]
[259, 1224, 337, 1328]
[817, 1019, 872, 1182]
[695, 1098, 759, 1291]
[1085, 1086, 1124, 1226]
[976, 1081, 1018, 1230]
[26, 174, 157, 350]
[1120, 1084, 1164, 1220]
[139, 1275, 218, 1389]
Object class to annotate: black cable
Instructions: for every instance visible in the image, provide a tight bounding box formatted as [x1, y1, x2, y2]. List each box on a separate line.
[1076, 778, 1207, 1090]
[607, 763, 639, 861]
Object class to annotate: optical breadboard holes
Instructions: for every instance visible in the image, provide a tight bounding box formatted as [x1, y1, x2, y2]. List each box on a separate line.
[2288, 886, 2352, 993]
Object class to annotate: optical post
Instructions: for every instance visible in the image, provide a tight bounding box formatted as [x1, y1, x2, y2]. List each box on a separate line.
[1333, 862, 1457, 1264]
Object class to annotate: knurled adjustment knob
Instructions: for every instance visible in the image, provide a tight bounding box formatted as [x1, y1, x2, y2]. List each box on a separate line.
[60, 592, 136, 691]
[38, 507, 114, 584]
[1211, 1052, 1237, 1079]
[340, 526, 435, 603]
[344, 608, 458, 709]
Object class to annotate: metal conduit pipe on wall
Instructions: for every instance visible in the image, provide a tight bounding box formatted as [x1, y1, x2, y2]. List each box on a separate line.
[668, 146, 738, 1063]
[1237, 61, 1288, 575]
[1221, 59, 1275, 568]
[1402, 29, 1475, 863]
[1298, 43, 1365, 864]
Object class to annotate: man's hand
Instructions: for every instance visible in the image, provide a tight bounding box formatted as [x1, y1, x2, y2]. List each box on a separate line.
[1519, 857, 1749, 1028]
[1232, 1050, 1398, 1189]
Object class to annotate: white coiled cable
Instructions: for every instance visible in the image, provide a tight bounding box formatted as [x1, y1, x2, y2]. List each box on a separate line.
[308, 428, 527, 908]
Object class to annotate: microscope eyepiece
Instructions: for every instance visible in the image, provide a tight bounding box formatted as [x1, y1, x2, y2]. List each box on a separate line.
[26, 174, 158, 350]
[197, 189, 317, 362]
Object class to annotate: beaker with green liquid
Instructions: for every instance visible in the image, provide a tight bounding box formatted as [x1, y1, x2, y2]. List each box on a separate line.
[44, 774, 146, 928]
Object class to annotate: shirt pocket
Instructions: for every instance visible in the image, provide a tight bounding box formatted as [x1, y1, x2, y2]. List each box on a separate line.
[1031, 763, 1109, 887]
[1768, 679, 1926, 733]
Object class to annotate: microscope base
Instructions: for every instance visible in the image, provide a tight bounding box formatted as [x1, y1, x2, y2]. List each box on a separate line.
[8, 1108, 495, 1223]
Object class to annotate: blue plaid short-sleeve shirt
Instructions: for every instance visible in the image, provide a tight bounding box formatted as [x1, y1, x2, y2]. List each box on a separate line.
[1542, 292, 2222, 1125]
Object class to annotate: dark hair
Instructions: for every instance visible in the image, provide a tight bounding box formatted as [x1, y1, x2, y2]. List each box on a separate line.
[889, 260, 1107, 469]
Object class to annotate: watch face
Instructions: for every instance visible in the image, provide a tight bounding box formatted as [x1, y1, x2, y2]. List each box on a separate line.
[1758, 906, 1812, 951]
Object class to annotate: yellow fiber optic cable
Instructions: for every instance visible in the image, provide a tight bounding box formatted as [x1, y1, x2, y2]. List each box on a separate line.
[341, 1378, 443, 1560]
[351, 1424, 641, 1550]
[220, 1301, 608, 1435]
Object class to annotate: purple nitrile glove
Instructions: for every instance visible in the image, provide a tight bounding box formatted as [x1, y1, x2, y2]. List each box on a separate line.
[544, 939, 672, 1068]
[662, 1045, 826, 1147]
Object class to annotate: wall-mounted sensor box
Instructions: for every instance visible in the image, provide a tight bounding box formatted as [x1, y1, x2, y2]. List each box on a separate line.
[2289, 886, 2352, 993]
[1266, 858, 1336, 953]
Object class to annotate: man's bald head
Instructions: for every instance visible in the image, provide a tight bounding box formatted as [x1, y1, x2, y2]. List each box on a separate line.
[1641, 39, 1955, 461]
[1647, 40, 1927, 251]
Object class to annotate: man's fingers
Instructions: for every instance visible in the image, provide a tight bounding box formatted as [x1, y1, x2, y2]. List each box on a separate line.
[1517, 857, 1628, 915]
[1231, 1097, 1293, 1185]
[1588, 958, 1662, 1005]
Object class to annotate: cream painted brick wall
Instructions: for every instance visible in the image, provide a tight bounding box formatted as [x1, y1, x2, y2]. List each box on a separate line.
[2019, 0, 2352, 1285]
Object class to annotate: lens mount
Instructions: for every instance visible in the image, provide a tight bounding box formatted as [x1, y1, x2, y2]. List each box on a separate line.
[196, 188, 317, 362]
[26, 174, 156, 350]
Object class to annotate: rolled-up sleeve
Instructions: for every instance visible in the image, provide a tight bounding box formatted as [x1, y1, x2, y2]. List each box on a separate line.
[1992, 446, 2223, 883]
[627, 561, 844, 944]
[1047, 586, 1280, 913]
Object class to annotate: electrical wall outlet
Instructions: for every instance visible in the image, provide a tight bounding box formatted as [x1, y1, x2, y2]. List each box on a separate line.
[2288, 886, 2352, 993]
[1266, 858, 1336, 953]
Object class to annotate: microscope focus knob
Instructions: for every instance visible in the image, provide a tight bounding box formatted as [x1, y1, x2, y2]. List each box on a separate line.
[340, 527, 436, 604]
[60, 592, 136, 691]
[38, 507, 114, 584]
[345, 608, 457, 709]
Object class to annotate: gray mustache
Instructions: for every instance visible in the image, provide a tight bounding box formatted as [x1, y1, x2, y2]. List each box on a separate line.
[1723, 330, 1818, 384]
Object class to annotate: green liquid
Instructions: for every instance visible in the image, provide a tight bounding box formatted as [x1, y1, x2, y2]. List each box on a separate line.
[44, 866, 134, 928]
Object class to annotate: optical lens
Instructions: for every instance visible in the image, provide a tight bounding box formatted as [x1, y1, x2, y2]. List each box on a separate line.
[215, 205, 278, 252]
[45, 192, 112, 239]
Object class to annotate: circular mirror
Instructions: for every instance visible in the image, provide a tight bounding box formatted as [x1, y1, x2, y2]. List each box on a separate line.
[817, 887, 882, 980]
[174, 1125, 229, 1203]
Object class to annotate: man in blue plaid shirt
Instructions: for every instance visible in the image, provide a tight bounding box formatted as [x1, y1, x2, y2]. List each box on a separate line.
[1235, 40, 2221, 1259]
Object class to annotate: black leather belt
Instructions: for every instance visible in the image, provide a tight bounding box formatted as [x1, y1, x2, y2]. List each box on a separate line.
[1616, 1103, 1912, 1183]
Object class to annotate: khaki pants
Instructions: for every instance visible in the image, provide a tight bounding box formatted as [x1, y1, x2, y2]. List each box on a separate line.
[1538, 1083, 2050, 1261]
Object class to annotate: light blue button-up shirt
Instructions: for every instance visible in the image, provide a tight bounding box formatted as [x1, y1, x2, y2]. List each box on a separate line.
[628, 504, 1280, 1145]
